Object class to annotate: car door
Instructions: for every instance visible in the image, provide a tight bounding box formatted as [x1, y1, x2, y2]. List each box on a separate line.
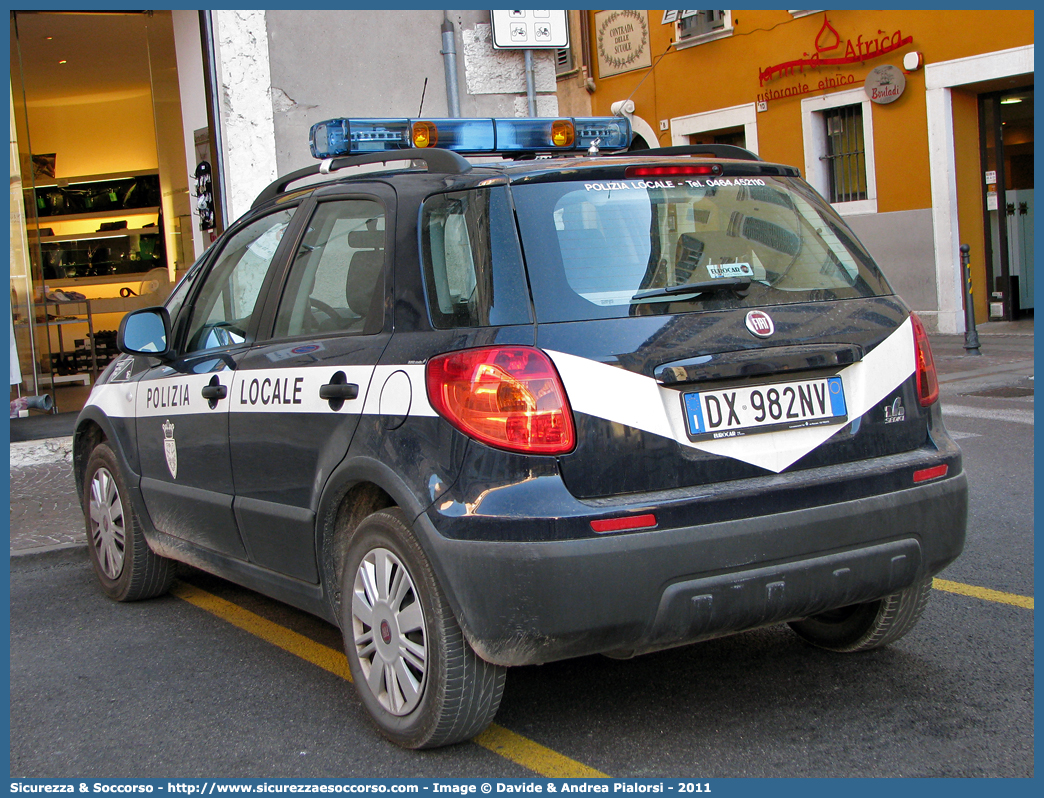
[135, 205, 301, 558]
[225, 190, 394, 581]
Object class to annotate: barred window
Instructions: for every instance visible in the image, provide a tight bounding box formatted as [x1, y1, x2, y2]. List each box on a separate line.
[822, 104, 867, 204]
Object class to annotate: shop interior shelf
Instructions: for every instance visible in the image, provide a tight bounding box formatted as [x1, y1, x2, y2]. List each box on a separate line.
[30, 226, 159, 243]
[29, 168, 158, 189]
[32, 206, 160, 225]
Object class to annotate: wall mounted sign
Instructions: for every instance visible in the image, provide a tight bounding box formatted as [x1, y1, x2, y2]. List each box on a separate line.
[758, 16, 913, 86]
[595, 10, 651, 78]
[864, 64, 905, 103]
[490, 10, 569, 49]
[756, 73, 858, 105]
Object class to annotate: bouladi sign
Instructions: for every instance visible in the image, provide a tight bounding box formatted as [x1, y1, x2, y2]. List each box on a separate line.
[864, 64, 906, 104]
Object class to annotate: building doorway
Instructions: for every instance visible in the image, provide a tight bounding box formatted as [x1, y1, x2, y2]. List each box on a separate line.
[979, 85, 1034, 320]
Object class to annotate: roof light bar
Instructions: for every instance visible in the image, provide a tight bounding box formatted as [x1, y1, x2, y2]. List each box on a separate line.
[310, 119, 410, 158]
[414, 119, 496, 151]
[308, 117, 632, 159]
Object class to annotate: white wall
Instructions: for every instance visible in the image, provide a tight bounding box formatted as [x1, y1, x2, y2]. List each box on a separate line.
[262, 10, 559, 174]
[212, 10, 278, 224]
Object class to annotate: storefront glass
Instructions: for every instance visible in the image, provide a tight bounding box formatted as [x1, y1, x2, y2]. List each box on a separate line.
[980, 85, 1034, 320]
[9, 11, 192, 409]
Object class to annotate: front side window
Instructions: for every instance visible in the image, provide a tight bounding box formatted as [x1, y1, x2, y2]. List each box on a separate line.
[512, 176, 893, 323]
[163, 257, 204, 325]
[183, 208, 295, 353]
[274, 200, 386, 338]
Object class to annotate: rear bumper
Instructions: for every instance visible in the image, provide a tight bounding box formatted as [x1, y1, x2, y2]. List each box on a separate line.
[418, 471, 967, 666]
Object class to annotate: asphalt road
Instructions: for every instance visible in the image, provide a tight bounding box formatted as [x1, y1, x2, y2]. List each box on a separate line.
[10, 382, 1033, 779]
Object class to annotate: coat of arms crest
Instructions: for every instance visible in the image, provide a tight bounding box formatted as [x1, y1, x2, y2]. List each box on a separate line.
[162, 419, 178, 479]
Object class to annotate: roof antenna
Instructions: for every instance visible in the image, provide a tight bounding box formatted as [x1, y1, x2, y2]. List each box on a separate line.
[418, 77, 428, 117]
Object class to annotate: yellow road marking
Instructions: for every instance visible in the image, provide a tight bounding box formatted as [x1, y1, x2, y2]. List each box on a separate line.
[172, 576, 1028, 775]
[933, 578, 1034, 610]
[473, 725, 608, 778]
[171, 582, 352, 680]
[171, 581, 606, 778]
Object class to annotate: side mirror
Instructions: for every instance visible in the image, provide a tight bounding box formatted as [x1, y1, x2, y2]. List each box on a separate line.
[118, 307, 172, 358]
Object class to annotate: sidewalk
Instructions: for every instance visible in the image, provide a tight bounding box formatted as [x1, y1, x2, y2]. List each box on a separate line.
[8, 318, 1033, 557]
[928, 318, 1035, 397]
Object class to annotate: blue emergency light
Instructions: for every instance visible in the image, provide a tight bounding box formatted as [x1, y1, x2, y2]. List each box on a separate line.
[308, 116, 632, 159]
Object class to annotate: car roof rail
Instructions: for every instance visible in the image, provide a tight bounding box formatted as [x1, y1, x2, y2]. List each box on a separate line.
[252, 148, 473, 209]
[615, 144, 763, 162]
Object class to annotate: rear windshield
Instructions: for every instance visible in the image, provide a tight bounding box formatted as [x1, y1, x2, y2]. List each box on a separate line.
[511, 175, 893, 323]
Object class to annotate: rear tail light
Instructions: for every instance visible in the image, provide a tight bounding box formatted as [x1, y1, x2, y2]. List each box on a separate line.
[426, 347, 576, 455]
[910, 313, 939, 406]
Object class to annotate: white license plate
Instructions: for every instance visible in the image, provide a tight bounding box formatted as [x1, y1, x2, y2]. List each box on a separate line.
[683, 376, 848, 441]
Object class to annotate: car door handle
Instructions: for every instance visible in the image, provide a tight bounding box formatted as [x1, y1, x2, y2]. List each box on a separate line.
[319, 383, 359, 400]
[201, 384, 227, 400]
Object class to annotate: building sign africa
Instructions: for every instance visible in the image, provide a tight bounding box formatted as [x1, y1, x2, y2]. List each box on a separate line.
[758, 16, 913, 87]
[595, 10, 651, 78]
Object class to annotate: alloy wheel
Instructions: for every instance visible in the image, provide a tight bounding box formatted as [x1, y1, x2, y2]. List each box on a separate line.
[351, 547, 428, 715]
[89, 467, 126, 580]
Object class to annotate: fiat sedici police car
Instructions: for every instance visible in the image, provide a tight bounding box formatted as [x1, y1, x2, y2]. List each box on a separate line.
[75, 116, 967, 748]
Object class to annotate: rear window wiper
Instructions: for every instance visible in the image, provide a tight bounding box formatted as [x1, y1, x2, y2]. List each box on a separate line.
[631, 277, 752, 302]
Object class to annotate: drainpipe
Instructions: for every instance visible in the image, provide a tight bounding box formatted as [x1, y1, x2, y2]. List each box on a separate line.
[441, 14, 461, 117]
[199, 11, 229, 234]
[524, 50, 537, 116]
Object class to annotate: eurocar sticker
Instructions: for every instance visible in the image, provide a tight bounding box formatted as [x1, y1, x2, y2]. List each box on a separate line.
[265, 341, 327, 362]
[546, 316, 916, 474]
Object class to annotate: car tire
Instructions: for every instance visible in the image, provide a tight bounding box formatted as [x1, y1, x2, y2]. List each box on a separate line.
[341, 508, 506, 749]
[83, 443, 175, 601]
[787, 577, 933, 653]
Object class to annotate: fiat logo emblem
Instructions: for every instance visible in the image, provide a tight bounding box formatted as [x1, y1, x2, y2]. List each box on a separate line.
[745, 310, 775, 338]
[380, 620, 392, 645]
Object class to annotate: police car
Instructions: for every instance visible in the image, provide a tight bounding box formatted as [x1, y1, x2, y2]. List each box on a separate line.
[74, 116, 967, 749]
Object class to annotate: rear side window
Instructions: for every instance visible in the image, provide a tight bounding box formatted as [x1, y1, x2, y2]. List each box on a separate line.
[420, 187, 532, 329]
[512, 176, 893, 323]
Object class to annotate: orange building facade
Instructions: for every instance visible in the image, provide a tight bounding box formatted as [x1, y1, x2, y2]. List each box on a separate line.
[584, 10, 1034, 332]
